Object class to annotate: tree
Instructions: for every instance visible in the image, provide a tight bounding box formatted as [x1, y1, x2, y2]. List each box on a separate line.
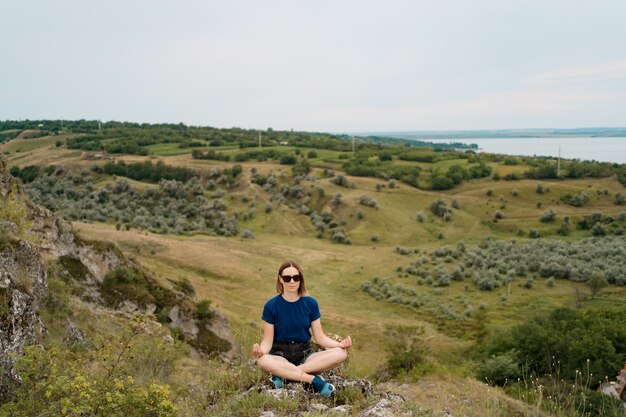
[587, 272, 608, 298]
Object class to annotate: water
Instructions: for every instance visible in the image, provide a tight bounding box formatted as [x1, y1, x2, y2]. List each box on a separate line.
[421, 137, 626, 164]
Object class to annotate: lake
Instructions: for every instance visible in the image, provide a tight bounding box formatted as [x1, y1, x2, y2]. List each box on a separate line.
[422, 137, 626, 164]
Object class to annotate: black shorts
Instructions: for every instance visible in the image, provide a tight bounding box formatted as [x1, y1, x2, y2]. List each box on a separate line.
[270, 341, 314, 365]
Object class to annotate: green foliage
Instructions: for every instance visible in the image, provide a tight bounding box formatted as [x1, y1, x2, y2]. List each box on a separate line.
[0, 184, 31, 236]
[482, 306, 626, 385]
[191, 149, 230, 161]
[540, 209, 556, 223]
[25, 171, 239, 236]
[429, 198, 451, 219]
[524, 162, 558, 179]
[358, 195, 378, 208]
[0, 318, 177, 417]
[102, 160, 197, 183]
[561, 192, 589, 207]
[476, 352, 520, 385]
[59, 255, 91, 281]
[172, 277, 195, 296]
[381, 325, 430, 380]
[195, 299, 213, 320]
[100, 267, 177, 314]
[279, 154, 297, 165]
[586, 272, 608, 298]
[9, 165, 40, 183]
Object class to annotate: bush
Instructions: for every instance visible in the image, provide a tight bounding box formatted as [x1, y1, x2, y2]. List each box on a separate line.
[561, 192, 589, 207]
[195, 299, 213, 320]
[476, 353, 520, 386]
[0, 324, 177, 417]
[279, 155, 297, 165]
[429, 198, 451, 218]
[358, 195, 378, 208]
[540, 209, 556, 223]
[241, 229, 255, 239]
[382, 325, 428, 379]
[332, 175, 352, 188]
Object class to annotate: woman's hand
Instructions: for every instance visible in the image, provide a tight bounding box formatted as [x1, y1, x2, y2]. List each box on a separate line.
[252, 343, 264, 358]
[338, 336, 352, 349]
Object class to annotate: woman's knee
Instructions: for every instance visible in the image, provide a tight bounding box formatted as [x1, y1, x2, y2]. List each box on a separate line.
[331, 347, 348, 363]
[256, 355, 274, 372]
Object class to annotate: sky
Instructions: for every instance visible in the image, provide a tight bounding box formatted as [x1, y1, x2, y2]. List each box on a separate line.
[1, 0, 626, 133]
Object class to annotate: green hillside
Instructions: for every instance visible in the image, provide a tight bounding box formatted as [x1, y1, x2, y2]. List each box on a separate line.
[2, 121, 626, 416]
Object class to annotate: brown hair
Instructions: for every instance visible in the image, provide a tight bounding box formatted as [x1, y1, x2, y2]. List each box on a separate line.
[276, 260, 308, 295]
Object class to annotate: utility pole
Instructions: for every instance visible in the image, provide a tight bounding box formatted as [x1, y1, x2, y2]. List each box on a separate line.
[557, 146, 561, 177]
[352, 136, 355, 156]
[258, 130, 262, 149]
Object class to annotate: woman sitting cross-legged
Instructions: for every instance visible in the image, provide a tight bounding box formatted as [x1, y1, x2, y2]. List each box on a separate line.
[252, 260, 352, 397]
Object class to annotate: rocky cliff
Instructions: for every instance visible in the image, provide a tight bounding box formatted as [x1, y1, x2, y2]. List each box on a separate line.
[0, 159, 238, 396]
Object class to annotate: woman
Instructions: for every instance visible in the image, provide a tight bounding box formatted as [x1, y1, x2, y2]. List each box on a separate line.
[253, 260, 352, 397]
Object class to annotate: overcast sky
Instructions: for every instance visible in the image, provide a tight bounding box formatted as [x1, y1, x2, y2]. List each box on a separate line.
[1, 0, 626, 132]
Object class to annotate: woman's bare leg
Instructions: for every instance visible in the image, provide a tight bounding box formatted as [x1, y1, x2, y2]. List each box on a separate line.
[298, 348, 348, 374]
[256, 354, 315, 383]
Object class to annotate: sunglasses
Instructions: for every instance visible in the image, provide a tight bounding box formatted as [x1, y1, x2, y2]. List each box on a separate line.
[280, 274, 302, 283]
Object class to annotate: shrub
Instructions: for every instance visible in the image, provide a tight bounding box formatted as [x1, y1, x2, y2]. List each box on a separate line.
[241, 229, 255, 239]
[195, 299, 213, 320]
[382, 325, 428, 379]
[279, 155, 297, 165]
[332, 175, 351, 188]
[477, 353, 520, 386]
[511, 188, 519, 196]
[536, 184, 544, 194]
[0, 323, 177, 417]
[561, 192, 589, 207]
[614, 192, 624, 205]
[429, 198, 451, 218]
[591, 222, 607, 236]
[358, 195, 378, 208]
[540, 209, 556, 223]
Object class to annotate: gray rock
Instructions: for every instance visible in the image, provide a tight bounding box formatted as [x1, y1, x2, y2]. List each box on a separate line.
[64, 319, 86, 345]
[0, 240, 48, 398]
[308, 403, 329, 411]
[360, 399, 394, 417]
[330, 404, 352, 414]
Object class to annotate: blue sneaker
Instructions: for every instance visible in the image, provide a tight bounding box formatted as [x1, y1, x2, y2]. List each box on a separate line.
[270, 375, 284, 389]
[311, 375, 335, 397]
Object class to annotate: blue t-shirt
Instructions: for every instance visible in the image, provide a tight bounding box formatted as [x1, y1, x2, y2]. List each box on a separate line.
[261, 295, 321, 343]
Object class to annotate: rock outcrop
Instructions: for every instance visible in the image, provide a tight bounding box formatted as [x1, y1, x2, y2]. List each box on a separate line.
[0, 239, 47, 398]
[0, 158, 240, 395]
[247, 374, 411, 417]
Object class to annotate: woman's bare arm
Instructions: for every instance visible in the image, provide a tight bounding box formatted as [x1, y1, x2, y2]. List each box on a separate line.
[253, 321, 275, 357]
[310, 319, 352, 349]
